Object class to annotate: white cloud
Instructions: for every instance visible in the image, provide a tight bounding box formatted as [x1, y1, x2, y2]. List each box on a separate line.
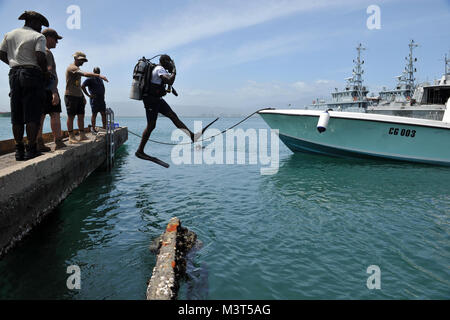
[83, 0, 367, 66]
[292, 81, 307, 89]
[0, 0, 390, 115]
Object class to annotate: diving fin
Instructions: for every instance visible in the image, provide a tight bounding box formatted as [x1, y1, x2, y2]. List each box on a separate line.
[135, 151, 170, 168]
[193, 117, 219, 142]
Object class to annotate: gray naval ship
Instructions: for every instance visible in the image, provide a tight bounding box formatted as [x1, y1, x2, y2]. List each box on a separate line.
[309, 41, 449, 120]
[367, 40, 449, 120]
[309, 43, 370, 111]
[327, 43, 371, 110]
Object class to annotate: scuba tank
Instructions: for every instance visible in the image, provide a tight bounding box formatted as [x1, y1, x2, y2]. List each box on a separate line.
[129, 57, 150, 100]
[130, 54, 178, 100]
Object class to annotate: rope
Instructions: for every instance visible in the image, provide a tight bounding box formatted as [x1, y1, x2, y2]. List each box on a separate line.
[127, 107, 273, 146]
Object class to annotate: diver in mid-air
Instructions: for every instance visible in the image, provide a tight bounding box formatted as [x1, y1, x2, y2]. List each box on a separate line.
[132, 54, 217, 167]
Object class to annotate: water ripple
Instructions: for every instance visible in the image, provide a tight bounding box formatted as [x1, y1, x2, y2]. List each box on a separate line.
[0, 117, 448, 300]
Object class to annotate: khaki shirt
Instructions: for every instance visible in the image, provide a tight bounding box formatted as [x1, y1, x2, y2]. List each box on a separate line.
[46, 48, 58, 94]
[0, 26, 46, 68]
[65, 63, 84, 97]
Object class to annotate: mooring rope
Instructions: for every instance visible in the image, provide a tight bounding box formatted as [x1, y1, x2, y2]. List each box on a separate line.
[127, 107, 273, 146]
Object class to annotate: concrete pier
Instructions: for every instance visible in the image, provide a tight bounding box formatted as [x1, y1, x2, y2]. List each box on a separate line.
[0, 127, 128, 258]
[147, 217, 197, 300]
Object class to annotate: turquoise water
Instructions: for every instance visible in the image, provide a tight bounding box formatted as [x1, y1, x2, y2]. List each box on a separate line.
[0, 116, 449, 299]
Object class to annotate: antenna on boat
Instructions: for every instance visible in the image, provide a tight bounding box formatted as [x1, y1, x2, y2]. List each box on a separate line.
[353, 43, 366, 101]
[445, 53, 449, 76]
[438, 52, 450, 85]
[404, 39, 419, 89]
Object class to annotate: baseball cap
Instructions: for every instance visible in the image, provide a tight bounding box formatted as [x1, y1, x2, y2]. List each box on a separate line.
[42, 28, 63, 39]
[73, 51, 88, 62]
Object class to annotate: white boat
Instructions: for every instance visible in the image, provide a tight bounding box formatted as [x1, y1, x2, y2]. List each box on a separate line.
[259, 101, 450, 166]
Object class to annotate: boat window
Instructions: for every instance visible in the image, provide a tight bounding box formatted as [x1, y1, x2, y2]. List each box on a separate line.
[423, 87, 450, 105]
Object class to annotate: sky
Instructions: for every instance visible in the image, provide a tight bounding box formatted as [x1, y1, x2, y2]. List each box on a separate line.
[0, 0, 449, 116]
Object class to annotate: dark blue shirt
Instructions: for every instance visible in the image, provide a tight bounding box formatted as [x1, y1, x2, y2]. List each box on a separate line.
[82, 77, 105, 99]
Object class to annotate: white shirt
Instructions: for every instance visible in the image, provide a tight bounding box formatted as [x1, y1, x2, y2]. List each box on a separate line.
[150, 65, 169, 85]
[0, 26, 46, 68]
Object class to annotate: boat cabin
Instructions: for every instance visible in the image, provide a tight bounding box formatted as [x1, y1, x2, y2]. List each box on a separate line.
[415, 84, 450, 105]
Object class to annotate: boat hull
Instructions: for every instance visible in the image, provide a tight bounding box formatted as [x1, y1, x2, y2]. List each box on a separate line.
[259, 110, 450, 166]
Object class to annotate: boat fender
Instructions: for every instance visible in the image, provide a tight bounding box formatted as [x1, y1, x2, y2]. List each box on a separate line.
[317, 110, 330, 133]
[443, 98, 450, 123]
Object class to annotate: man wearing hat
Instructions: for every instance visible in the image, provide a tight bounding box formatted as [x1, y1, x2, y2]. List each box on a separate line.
[64, 51, 108, 143]
[36, 28, 66, 151]
[0, 11, 50, 160]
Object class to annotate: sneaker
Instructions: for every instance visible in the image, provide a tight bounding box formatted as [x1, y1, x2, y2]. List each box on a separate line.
[37, 138, 51, 152]
[15, 143, 25, 161]
[68, 132, 78, 144]
[54, 138, 67, 150]
[79, 132, 89, 141]
[24, 144, 42, 160]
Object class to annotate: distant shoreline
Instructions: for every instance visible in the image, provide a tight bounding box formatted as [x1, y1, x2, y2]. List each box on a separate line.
[113, 114, 259, 118]
[0, 112, 258, 119]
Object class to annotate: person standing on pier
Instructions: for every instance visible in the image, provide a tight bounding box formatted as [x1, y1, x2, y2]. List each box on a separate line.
[81, 67, 107, 132]
[0, 11, 49, 160]
[36, 28, 66, 151]
[64, 52, 108, 143]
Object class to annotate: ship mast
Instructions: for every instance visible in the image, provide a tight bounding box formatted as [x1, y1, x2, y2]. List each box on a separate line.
[351, 43, 366, 100]
[403, 39, 418, 90]
[445, 53, 449, 76]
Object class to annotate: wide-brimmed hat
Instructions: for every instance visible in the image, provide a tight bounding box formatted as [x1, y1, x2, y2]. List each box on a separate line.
[42, 28, 62, 39]
[73, 51, 88, 62]
[18, 11, 49, 27]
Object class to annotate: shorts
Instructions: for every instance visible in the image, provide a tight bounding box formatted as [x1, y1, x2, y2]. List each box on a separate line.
[143, 96, 174, 123]
[9, 67, 45, 125]
[42, 90, 62, 114]
[90, 97, 106, 113]
[65, 95, 85, 116]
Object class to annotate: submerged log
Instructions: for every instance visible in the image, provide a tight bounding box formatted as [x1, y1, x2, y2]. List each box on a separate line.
[147, 217, 197, 300]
